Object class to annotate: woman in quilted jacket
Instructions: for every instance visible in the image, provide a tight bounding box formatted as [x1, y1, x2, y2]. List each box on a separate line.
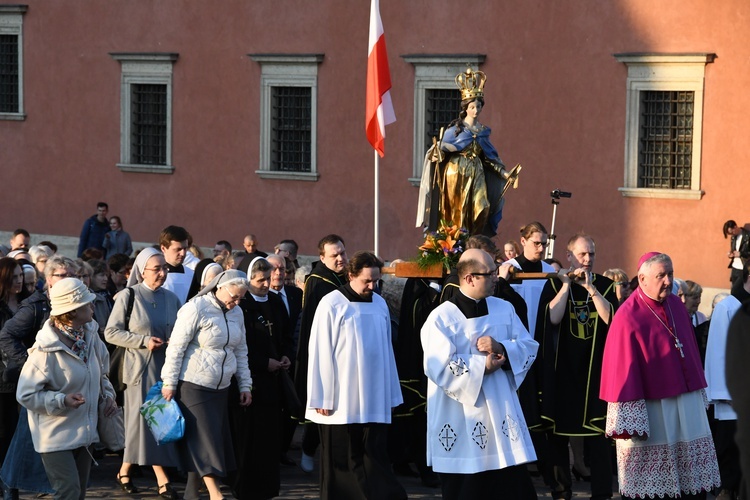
[161, 269, 253, 500]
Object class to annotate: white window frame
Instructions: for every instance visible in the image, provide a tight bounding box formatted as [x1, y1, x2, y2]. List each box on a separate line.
[615, 53, 715, 200]
[250, 54, 323, 181]
[110, 52, 178, 174]
[0, 4, 27, 121]
[402, 54, 485, 186]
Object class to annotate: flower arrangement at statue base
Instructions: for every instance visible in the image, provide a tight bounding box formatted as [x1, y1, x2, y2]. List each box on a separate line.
[416, 220, 469, 274]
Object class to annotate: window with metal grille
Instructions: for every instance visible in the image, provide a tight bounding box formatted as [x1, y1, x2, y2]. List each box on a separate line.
[270, 86, 311, 173]
[425, 88, 461, 150]
[0, 34, 19, 113]
[637, 90, 694, 189]
[130, 83, 167, 166]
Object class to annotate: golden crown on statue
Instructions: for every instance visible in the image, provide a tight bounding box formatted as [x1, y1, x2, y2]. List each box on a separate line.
[455, 67, 486, 101]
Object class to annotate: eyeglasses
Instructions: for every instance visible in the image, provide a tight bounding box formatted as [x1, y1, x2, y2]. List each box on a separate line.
[51, 273, 74, 278]
[144, 266, 170, 273]
[224, 289, 244, 304]
[529, 240, 548, 247]
[470, 267, 498, 278]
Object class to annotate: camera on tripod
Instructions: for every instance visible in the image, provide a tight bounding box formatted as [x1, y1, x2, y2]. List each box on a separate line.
[550, 189, 572, 200]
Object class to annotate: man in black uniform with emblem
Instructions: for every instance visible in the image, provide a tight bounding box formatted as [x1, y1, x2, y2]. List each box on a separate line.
[535, 233, 618, 500]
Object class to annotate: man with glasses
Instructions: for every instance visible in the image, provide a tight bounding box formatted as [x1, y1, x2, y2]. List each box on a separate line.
[421, 248, 539, 499]
[266, 254, 303, 466]
[535, 233, 618, 500]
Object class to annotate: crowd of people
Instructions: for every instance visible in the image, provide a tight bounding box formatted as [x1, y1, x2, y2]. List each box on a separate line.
[0, 206, 745, 500]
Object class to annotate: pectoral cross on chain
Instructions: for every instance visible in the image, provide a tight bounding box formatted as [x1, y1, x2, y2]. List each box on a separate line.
[264, 319, 274, 337]
[674, 338, 684, 358]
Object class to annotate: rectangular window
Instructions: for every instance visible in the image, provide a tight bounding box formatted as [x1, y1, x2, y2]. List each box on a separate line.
[615, 53, 713, 200]
[111, 53, 177, 174]
[251, 54, 322, 181]
[0, 5, 26, 120]
[638, 90, 694, 189]
[131, 83, 168, 166]
[0, 34, 19, 113]
[425, 88, 461, 151]
[271, 86, 311, 173]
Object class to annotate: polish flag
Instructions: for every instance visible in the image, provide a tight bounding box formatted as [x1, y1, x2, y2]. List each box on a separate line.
[365, 0, 396, 157]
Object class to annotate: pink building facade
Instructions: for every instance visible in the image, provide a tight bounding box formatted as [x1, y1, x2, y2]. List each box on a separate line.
[1, 1, 748, 287]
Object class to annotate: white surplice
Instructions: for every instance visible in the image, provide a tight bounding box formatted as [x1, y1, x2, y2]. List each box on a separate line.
[705, 294, 741, 420]
[305, 290, 403, 425]
[421, 297, 538, 474]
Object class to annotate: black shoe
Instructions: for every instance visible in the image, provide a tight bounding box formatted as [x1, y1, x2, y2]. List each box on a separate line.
[279, 453, 296, 466]
[420, 470, 441, 488]
[158, 483, 179, 500]
[116, 474, 139, 494]
[572, 466, 591, 482]
[393, 462, 419, 477]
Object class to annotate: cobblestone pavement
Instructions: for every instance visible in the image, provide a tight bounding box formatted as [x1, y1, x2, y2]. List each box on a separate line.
[16, 451, 619, 499]
[18, 424, 729, 500]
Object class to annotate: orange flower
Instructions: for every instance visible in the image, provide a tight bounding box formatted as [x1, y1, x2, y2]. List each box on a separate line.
[438, 235, 456, 254]
[419, 238, 438, 252]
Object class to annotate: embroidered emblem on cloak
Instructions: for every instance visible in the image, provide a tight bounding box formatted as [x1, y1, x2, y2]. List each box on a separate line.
[472, 422, 489, 449]
[449, 357, 469, 377]
[574, 304, 590, 324]
[438, 424, 457, 452]
[502, 414, 521, 441]
[522, 353, 536, 370]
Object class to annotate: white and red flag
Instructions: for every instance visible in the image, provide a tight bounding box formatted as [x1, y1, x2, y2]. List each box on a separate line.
[365, 0, 396, 157]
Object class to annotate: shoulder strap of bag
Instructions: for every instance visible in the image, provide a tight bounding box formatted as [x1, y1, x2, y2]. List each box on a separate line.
[124, 287, 135, 330]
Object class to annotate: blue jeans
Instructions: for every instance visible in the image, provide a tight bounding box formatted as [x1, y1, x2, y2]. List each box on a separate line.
[0, 408, 53, 494]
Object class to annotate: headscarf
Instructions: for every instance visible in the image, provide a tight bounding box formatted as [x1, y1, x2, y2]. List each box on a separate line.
[187, 258, 223, 301]
[196, 269, 248, 297]
[248, 256, 267, 277]
[127, 247, 162, 287]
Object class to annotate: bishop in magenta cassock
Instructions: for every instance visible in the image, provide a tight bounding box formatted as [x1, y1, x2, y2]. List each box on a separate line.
[600, 252, 720, 499]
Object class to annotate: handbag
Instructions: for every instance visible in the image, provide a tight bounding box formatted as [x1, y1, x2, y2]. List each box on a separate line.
[139, 381, 185, 445]
[97, 397, 125, 451]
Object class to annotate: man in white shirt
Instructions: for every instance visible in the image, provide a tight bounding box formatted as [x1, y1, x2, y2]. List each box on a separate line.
[705, 262, 750, 500]
[159, 225, 194, 304]
[306, 251, 405, 500]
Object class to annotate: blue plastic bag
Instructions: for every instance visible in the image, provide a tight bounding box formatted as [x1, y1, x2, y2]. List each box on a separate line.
[139, 381, 185, 445]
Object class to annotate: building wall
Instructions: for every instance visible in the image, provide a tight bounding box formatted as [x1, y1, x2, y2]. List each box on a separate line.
[1, 0, 748, 288]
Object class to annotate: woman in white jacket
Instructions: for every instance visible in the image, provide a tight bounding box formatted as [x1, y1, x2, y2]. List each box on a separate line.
[161, 269, 252, 500]
[16, 278, 117, 500]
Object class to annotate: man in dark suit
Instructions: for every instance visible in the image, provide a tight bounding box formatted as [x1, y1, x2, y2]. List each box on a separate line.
[267, 253, 304, 466]
[723, 220, 750, 287]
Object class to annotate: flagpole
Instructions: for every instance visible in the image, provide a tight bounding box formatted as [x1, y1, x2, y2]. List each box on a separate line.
[374, 150, 380, 257]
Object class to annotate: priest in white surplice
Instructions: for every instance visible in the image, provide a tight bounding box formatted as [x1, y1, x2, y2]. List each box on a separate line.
[421, 248, 539, 499]
[306, 251, 406, 500]
[158, 225, 194, 304]
[705, 263, 750, 499]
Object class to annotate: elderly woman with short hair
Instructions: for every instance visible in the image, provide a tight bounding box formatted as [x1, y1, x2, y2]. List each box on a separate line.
[161, 270, 253, 500]
[16, 278, 117, 500]
[105, 248, 181, 498]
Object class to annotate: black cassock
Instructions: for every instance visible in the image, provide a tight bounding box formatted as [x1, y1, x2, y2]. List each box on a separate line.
[229, 292, 293, 500]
